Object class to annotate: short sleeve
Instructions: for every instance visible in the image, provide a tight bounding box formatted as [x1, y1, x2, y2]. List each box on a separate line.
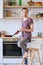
[30, 18, 33, 25]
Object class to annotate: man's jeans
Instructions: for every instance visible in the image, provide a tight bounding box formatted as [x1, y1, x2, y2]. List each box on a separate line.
[18, 38, 31, 65]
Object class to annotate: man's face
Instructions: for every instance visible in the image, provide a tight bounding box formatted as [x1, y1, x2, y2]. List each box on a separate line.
[22, 9, 28, 17]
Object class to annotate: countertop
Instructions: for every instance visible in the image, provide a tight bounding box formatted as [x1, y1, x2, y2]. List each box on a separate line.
[32, 36, 43, 38]
[0, 36, 43, 42]
[1, 36, 43, 38]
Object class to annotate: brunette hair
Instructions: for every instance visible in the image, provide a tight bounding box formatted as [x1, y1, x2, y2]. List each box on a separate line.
[22, 7, 28, 12]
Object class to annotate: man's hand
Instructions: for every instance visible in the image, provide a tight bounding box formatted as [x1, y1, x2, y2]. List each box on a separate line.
[19, 27, 26, 32]
[19, 23, 34, 32]
[13, 30, 20, 36]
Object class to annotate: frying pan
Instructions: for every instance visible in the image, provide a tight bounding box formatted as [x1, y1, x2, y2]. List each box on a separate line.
[5, 30, 20, 37]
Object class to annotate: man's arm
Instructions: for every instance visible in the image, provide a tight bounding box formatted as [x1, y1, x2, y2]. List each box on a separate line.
[19, 23, 34, 32]
[25, 23, 34, 32]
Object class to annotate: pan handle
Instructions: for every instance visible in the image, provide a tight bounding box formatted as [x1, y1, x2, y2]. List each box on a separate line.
[12, 30, 20, 36]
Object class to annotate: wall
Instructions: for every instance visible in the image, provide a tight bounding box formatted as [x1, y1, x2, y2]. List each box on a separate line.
[0, 0, 43, 37]
[0, 0, 3, 18]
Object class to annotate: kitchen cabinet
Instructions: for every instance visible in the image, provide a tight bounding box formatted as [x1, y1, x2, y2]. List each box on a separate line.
[42, 39, 43, 65]
[0, 37, 43, 65]
[3, 37, 43, 65]
[42, 46, 43, 65]
[0, 38, 3, 65]
[27, 38, 42, 65]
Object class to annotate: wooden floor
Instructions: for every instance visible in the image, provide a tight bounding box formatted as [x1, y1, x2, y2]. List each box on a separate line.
[4, 63, 20, 65]
[2, 63, 43, 65]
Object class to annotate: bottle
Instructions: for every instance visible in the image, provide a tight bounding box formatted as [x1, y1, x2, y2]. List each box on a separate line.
[7, 10, 11, 17]
[19, 0, 22, 6]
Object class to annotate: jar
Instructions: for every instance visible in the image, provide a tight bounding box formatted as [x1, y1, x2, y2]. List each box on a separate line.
[1, 31, 5, 37]
[6, 10, 11, 17]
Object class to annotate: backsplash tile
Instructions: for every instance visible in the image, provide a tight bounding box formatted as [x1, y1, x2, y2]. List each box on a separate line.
[0, 19, 43, 37]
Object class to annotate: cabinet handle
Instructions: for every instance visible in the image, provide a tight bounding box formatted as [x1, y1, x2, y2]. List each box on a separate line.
[40, 44, 42, 49]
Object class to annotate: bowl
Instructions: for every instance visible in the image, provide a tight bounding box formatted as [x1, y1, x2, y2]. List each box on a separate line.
[27, 1, 35, 6]
[35, 2, 42, 6]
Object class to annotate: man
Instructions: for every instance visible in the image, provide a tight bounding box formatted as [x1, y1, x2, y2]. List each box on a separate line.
[17, 7, 34, 65]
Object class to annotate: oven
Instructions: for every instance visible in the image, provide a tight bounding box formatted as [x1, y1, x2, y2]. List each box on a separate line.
[3, 40, 22, 58]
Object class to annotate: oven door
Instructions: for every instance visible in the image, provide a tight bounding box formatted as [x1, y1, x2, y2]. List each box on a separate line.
[3, 41, 22, 58]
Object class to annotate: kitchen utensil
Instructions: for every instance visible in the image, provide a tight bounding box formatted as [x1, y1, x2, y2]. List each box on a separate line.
[36, 13, 43, 18]
[5, 35, 12, 37]
[12, 30, 20, 36]
[5, 30, 20, 37]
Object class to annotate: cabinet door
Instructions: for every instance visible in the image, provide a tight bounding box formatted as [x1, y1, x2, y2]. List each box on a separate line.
[27, 38, 42, 64]
[42, 40, 43, 65]
[0, 0, 3, 18]
[0, 38, 3, 63]
[27, 38, 42, 49]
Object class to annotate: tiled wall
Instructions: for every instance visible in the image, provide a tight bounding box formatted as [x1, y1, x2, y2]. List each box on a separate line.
[0, 18, 43, 37]
[0, 19, 22, 37]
